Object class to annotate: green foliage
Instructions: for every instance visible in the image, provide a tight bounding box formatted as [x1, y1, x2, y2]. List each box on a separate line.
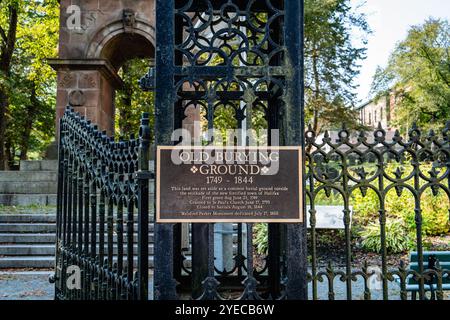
[203, 0, 370, 138]
[352, 163, 450, 238]
[371, 18, 450, 133]
[360, 219, 413, 254]
[351, 188, 380, 226]
[308, 162, 449, 254]
[115, 58, 155, 139]
[350, 163, 449, 254]
[1, 0, 59, 165]
[253, 223, 268, 255]
[304, 0, 370, 132]
[312, 190, 344, 206]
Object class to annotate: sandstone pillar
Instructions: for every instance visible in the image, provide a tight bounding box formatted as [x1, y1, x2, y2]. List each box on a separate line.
[49, 59, 123, 136]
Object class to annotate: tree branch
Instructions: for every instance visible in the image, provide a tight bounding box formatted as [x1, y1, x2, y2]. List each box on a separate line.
[419, 45, 450, 87]
[0, 26, 6, 44]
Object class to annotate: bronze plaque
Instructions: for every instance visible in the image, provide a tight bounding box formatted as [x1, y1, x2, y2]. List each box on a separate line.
[156, 146, 303, 223]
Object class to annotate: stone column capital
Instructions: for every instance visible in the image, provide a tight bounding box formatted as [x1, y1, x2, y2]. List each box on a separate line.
[48, 58, 124, 89]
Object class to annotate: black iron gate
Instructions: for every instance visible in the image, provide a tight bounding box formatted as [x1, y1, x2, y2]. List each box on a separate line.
[53, 110, 151, 300]
[153, 0, 306, 300]
[52, 0, 450, 301]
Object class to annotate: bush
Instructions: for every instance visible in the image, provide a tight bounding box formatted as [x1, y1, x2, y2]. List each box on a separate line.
[254, 223, 268, 255]
[360, 219, 413, 254]
[401, 188, 450, 236]
[352, 163, 449, 238]
[312, 190, 344, 206]
[352, 188, 380, 226]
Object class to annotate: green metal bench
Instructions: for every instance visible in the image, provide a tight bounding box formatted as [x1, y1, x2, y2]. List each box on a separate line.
[405, 251, 450, 300]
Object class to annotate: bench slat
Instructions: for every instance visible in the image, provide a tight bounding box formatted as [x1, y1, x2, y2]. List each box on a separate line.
[409, 251, 450, 262]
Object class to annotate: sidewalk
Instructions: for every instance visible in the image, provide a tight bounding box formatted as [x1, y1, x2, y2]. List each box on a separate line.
[0, 271, 54, 300]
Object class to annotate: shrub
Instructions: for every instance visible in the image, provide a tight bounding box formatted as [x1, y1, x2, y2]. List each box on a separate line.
[352, 188, 380, 225]
[400, 188, 450, 236]
[360, 219, 413, 254]
[312, 190, 344, 206]
[254, 223, 268, 255]
[352, 163, 449, 240]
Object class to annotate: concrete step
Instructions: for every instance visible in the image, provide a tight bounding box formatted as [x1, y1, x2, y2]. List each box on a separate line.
[0, 214, 150, 223]
[0, 214, 56, 223]
[0, 222, 151, 233]
[0, 243, 198, 257]
[0, 244, 157, 256]
[0, 233, 56, 244]
[0, 256, 55, 268]
[20, 160, 58, 172]
[0, 256, 188, 269]
[0, 223, 56, 233]
[0, 181, 57, 194]
[0, 194, 57, 206]
[0, 171, 58, 182]
[0, 233, 159, 244]
[0, 244, 55, 256]
[0, 194, 157, 206]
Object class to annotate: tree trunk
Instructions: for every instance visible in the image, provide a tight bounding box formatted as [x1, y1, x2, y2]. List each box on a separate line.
[4, 136, 13, 170]
[0, 4, 19, 170]
[118, 62, 134, 137]
[19, 84, 38, 161]
[311, 46, 321, 135]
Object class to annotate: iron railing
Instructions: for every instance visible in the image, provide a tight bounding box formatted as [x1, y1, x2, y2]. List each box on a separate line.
[53, 107, 450, 300]
[305, 123, 450, 300]
[53, 107, 151, 300]
[52, 0, 449, 300]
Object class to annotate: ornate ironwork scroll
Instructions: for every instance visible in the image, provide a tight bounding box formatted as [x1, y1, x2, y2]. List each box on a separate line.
[306, 123, 450, 300]
[153, 0, 306, 300]
[52, 0, 449, 301]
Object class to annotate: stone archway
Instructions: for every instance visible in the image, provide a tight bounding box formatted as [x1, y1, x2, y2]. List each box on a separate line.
[49, 0, 156, 136]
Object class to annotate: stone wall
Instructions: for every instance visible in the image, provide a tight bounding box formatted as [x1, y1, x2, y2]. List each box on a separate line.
[51, 0, 156, 136]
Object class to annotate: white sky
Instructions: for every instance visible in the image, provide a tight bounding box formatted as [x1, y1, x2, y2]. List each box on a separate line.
[351, 0, 450, 103]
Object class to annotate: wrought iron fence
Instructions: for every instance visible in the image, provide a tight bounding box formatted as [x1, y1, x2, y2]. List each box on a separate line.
[53, 107, 450, 300]
[305, 123, 450, 300]
[53, 107, 151, 300]
[52, 0, 449, 301]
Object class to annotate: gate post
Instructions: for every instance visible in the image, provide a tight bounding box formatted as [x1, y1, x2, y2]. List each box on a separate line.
[153, 0, 178, 300]
[284, 0, 308, 300]
[137, 113, 151, 300]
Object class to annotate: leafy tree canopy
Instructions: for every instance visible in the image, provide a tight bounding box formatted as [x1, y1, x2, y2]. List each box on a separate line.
[0, 0, 58, 167]
[305, 0, 370, 133]
[371, 18, 450, 133]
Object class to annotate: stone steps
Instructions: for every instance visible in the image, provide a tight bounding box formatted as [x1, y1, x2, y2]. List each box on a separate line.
[0, 160, 58, 206]
[0, 214, 56, 223]
[0, 171, 58, 182]
[0, 256, 176, 269]
[0, 212, 175, 269]
[0, 181, 57, 194]
[0, 244, 168, 256]
[0, 223, 56, 233]
[0, 194, 57, 206]
[20, 160, 58, 172]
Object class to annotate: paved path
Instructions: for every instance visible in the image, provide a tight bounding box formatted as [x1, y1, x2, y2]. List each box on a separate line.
[0, 270, 404, 300]
[0, 271, 54, 300]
